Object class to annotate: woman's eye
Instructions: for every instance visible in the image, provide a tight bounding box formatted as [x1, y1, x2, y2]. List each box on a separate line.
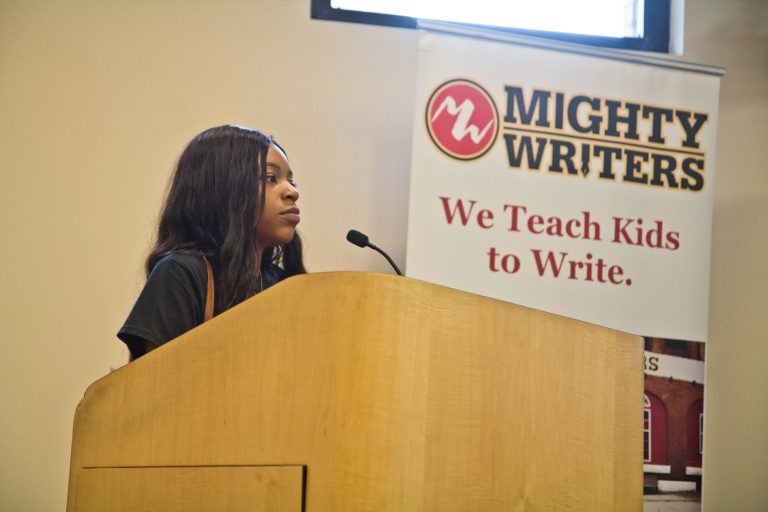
[265, 174, 277, 183]
[289, 179, 298, 188]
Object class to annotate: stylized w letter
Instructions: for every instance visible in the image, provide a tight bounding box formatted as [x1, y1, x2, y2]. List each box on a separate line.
[432, 96, 494, 144]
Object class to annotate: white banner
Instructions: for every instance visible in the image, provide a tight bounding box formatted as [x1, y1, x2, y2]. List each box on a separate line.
[406, 26, 722, 341]
[644, 351, 705, 383]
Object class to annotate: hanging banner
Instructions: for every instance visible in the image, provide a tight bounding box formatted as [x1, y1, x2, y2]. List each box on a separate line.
[406, 23, 723, 341]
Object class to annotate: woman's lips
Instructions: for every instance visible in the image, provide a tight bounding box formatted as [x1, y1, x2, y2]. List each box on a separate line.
[280, 207, 301, 223]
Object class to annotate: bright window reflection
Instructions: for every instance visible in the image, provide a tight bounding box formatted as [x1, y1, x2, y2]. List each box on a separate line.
[331, 0, 644, 38]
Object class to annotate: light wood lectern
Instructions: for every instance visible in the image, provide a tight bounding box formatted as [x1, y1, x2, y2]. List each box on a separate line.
[67, 272, 643, 511]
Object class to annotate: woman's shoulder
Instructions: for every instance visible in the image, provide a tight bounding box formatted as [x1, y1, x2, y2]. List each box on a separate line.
[119, 250, 210, 357]
[149, 251, 208, 282]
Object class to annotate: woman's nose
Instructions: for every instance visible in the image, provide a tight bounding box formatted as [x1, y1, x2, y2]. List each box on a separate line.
[284, 182, 299, 201]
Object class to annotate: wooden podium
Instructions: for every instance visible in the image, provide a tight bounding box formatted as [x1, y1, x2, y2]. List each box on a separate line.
[67, 272, 643, 511]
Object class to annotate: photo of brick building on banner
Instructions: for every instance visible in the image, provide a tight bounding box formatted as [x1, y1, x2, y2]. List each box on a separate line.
[643, 338, 705, 495]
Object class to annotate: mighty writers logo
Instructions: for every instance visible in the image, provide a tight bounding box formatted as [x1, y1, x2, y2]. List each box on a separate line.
[426, 79, 499, 161]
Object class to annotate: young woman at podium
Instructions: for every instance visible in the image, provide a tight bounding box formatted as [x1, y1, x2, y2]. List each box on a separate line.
[117, 125, 306, 361]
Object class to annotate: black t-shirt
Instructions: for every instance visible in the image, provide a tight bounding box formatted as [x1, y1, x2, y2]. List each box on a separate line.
[118, 251, 284, 359]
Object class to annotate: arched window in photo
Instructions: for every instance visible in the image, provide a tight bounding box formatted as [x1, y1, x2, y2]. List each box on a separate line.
[644, 394, 652, 461]
[686, 399, 704, 475]
[644, 392, 670, 473]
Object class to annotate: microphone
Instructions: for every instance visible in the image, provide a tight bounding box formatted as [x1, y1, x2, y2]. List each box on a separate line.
[346, 229, 403, 276]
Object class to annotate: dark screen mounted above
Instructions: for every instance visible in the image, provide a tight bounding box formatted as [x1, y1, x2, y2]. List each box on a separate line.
[310, 0, 671, 54]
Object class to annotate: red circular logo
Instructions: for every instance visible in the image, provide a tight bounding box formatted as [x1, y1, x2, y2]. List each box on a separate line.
[425, 79, 499, 160]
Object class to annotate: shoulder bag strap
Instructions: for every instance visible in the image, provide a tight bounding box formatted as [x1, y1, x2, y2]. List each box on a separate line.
[201, 254, 215, 322]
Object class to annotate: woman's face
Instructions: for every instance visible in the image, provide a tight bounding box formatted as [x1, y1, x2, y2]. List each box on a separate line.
[253, 144, 300, 251]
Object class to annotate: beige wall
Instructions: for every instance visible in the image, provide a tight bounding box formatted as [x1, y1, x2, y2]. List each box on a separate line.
[685, 1, 768, 510]
[0, 1, 765, 510]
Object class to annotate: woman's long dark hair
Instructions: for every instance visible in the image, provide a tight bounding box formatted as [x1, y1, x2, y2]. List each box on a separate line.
[147, 125, 305, 313]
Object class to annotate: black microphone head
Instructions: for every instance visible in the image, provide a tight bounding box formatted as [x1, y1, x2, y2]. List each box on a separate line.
[346, 229, 369, 248]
